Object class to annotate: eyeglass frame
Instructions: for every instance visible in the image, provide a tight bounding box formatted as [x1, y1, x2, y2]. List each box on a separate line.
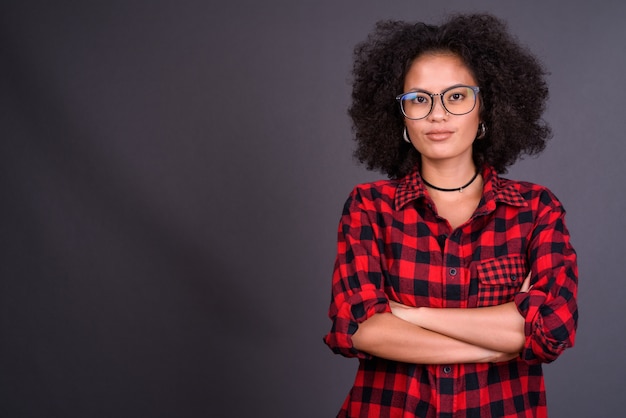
[395, 85, 481, 120]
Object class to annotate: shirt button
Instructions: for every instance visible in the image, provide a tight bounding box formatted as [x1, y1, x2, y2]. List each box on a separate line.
[511, 274, 517, 281]
[449, 268, 457, 276]
[443, 366, 452, 374]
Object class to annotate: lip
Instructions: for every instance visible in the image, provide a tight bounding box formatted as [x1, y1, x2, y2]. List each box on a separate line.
[425, 130, 454, 141]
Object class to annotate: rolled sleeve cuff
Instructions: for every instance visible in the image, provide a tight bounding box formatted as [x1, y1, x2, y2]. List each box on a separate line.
[514, 291, 570, 363]
[324, 290, 390, 359]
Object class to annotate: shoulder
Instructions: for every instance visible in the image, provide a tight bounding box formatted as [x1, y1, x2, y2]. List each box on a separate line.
[344, 178, 401, 211]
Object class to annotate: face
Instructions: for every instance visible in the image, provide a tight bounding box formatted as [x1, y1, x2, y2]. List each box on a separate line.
[403, 53, 481, 166]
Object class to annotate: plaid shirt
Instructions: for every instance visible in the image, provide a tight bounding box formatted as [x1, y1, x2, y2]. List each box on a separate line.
[324, 166, 578, 418]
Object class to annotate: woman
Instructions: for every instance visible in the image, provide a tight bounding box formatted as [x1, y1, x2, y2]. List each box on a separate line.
[324, 14, 578, 418]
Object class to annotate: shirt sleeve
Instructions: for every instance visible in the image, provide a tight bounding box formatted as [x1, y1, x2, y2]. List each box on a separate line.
[323, 188, 391, 359]
[514, 191, 578, 364]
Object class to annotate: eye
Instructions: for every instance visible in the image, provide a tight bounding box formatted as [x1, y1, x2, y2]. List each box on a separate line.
[444, 86, 475, 103]
[404, 92, 431, 105]
[447, 91, 466, 102]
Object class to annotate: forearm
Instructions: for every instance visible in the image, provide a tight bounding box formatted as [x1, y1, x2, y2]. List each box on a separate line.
[352, 312, 516, 364]
[395, 302, 525, 353]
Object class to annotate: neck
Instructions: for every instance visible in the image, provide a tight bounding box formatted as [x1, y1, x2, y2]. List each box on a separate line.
[422, 170, 479, 192]
[420, 160, 479, 191]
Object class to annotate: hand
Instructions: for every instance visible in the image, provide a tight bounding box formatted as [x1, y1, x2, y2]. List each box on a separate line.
[520, 271, 533, 293]
[488, 350, 520, 363]
[389, 300, 419, 324]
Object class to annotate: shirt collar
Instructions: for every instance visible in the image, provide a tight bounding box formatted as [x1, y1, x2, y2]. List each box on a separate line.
[394, 167, 428, 210]
[394, 165, 527, 211]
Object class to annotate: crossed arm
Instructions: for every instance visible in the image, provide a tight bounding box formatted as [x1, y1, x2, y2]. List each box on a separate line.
[351, 274, 531, 364]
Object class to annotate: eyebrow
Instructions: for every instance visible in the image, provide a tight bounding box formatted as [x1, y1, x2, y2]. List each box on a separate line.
[404, 84, 470, 94]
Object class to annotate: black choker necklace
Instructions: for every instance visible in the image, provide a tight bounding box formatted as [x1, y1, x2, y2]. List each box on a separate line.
[422, 170, 480, 193]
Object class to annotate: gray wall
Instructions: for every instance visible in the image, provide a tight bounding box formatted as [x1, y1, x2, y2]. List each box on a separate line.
[0, 1, 623, 417]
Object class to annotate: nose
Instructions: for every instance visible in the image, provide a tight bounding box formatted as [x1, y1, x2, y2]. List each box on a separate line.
[428, 95, 448, 120]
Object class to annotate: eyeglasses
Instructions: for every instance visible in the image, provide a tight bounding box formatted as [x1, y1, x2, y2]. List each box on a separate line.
[396, 85, 480, 120]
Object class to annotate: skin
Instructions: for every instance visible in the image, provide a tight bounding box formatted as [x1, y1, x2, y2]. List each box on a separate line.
[351, 52, 529, 364]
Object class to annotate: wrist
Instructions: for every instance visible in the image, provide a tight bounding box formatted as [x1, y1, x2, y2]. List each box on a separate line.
[408, 306, 428, 328]
[411, 306, 427, 327]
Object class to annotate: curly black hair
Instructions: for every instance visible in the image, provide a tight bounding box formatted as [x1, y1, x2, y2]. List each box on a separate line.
[348, 13, 551, 178]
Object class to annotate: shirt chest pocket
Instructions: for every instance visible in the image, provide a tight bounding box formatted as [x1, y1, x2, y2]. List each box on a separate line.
[475, 255, 528, 307]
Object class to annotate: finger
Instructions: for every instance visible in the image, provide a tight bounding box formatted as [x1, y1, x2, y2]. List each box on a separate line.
[520, 271, 532, 292]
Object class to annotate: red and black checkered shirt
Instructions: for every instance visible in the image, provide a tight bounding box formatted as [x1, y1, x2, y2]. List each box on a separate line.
[324, 165, 578, 418]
